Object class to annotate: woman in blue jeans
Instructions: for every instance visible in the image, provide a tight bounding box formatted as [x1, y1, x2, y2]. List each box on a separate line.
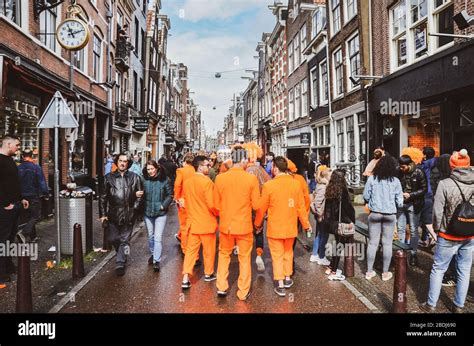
[363, 156, 404, 281]
[141, 160, 173, 272]
[310, 167, 331, 265]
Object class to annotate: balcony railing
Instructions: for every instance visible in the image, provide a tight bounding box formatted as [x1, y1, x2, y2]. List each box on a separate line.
[115, 37, 133, 71]
[115, 101, 132, 127]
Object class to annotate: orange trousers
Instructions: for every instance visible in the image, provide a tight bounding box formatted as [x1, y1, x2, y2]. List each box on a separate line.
[216, 232, 253, 300]
[267, 237, 295, 281]
[182, 233, 216, 276]
[177, 206, 188, 254]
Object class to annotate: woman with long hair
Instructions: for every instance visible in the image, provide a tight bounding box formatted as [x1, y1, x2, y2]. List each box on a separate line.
[363, 156, 404, 281]
[323, 169, 355, 281]
[142, 160, 173, 272]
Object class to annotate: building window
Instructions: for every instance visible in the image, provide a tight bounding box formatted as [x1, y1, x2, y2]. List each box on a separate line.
[39, 3, 57, 51]
[325, 124, 331, 145]
[133, 71, 138, 109]
[288, 40, 294, 73]
[300, 24, 307, 63]
[289, 88, 294, 122]
[295, 84, 301, 119]
[74, 49, 86, 73]
[134, 17, 139, 56]
[333, 48, 343, 97]
[141, 28, 146, 63]
[331, 0, 341, 35]
[294, 34, 300, 68]
[115, 72, 122, 104]
[411, 0, 427, 24]
[337, 119, 345, 162]
[347, 33, 361, 89]
[93, 34, 102, 81]
[345, 0, 357, 22]
[311, 67, 318, 106]
[320, 60, 328, 104]
[312, 7, 326, 39]
[435, 2, 453, 48]
[301, 79, 308, 117]
[1, 0, 20, 25]
[346, 115, 355, 161]
[412, 20, 428, 59]
[318, 126, 324, 146]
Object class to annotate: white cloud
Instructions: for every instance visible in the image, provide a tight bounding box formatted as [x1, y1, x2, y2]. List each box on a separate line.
[177, 0, 266, 22]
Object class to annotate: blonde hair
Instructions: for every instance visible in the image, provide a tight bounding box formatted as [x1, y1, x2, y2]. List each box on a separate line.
[316, 168, 331, 183]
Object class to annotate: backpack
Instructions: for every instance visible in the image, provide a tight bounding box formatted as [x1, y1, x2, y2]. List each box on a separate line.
[446, 179, 474, 237]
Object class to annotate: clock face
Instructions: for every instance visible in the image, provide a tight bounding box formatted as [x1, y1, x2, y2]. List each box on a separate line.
[56, 19, 90, 50]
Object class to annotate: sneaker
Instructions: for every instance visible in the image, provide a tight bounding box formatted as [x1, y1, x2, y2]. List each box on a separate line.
[217, 290, 228, 297]
[274, 286, 286, 297]
[310, 255, 320, 263]
[419, 302, 436, 313]
[318, 257, 330, 266]
[283, 278, 294, 288]
[148, 255, 153, 265]
[256, 256, 265, 272]
[442, 277, 456, 287]
[204, 273, 217, 282]
[328, 269, 345, 281]
[153, 262, 160, 272]
[115, 266, 125, 276]
[181, 281, 191, 289]
[382, 272, 393, 281]
[365, 271, 376, 280]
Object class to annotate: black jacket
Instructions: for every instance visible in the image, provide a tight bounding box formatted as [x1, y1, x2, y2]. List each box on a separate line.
[398, 163, 428, 212]
[99, 170, 143, 226]
[323, 189, 356, 234]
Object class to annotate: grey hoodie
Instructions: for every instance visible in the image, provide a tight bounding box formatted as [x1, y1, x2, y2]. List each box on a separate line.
[433, 167, 474, 236]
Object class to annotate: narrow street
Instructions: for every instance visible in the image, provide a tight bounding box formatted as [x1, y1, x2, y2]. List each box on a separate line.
[59, 204, 370, 313]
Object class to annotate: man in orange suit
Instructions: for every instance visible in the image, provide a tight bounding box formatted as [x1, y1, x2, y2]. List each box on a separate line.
[255, 157, 312, 297]
[174, 153, 195, 256]
[214, 146, 261, 300]
[181, 156, 218, 289]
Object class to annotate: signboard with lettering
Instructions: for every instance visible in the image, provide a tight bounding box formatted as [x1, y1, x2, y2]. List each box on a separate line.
[133, 117, 149, 132]
[300, 132, 311, 145]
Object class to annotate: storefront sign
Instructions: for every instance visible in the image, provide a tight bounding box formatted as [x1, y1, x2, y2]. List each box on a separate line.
[300, 132, 311, 145]
[133, 117, 149, 132]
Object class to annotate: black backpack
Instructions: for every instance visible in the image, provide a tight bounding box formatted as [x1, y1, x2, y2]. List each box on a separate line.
[446, 179, 474, 237]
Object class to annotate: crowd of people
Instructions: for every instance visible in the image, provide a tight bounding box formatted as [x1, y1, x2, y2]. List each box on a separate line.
[0, 132, 473, 312]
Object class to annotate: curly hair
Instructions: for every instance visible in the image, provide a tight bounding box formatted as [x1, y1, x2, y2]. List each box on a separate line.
[325, 169, 348, 200]
[373, 155, 397, 182]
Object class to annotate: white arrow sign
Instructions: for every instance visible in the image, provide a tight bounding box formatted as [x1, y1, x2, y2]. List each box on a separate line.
[37, 91, 79, 129]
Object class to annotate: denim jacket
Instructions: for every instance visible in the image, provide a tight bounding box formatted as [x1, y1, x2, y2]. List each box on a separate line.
[363, 175, 404, 214]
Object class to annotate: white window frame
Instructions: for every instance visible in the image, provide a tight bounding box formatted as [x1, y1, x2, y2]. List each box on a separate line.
[310, 66, 318, 107]
[344, 0, 357, 24]
[294, 34, 300, 68]
[312, 7, 326, 39]
[295, 83, 301, 119]
[301, 79, 308, 117]
[288, 40, 294, 73]
[319, 59, 328, 105]
[289, 88, 295, 122]
[333, 47, 344, 98]
[93, 33, 103, 82]
[330, 0, 341, 37]
[39, 3, 58, 53]
[300, 24, 307, 64]
[346, 31, 361, 92]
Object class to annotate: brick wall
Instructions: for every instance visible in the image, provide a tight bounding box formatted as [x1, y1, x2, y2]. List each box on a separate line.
[408, 123, 441, 156]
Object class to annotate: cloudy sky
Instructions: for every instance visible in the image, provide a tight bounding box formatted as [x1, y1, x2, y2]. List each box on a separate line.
[162, 0, 278, 137]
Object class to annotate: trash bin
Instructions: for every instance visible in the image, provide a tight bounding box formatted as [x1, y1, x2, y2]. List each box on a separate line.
[59, 186, 94, 255]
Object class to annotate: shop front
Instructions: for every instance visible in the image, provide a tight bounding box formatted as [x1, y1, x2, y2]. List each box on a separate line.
[286, 125, 311, 174]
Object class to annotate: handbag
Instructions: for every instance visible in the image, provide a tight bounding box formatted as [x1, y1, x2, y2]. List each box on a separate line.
[337, 197, 355, 237]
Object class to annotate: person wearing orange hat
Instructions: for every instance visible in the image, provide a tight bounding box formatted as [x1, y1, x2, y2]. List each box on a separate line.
[174, 152, 196, 256]
[420, 149, 474, 313]
[214, 146, 261, 300]
[181, 156, 218, 289]
[255, 157, 311, 297]
[242, 142, 271, 272]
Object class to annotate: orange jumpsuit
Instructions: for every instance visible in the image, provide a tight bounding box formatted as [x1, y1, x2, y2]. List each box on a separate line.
[255, 174, 310, 281]
[214, 167, 261, 300]
[182, 173, 218, 277]
[174, 165, 196, 254]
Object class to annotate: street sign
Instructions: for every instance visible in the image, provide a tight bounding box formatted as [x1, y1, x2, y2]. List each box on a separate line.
[37, 91, 79, 129]
[133, 117, 149, 132]
[300, 132, 311, 145]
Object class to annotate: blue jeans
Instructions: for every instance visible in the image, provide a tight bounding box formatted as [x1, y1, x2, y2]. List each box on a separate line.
[312, 221, 329, 259]
[397, 204, 420, 255]
[144, 215, 167, 263]
[427, 237, 474, 308]
[309, 179, 316, 194]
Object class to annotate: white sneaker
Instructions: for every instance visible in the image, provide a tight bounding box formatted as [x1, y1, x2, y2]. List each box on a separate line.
[318, 257, 330, 266]
[310, 255, 320, 263]
[328, 269, 345, 281]
[365, 271, 376, 280]
[256, 256, 265, 272]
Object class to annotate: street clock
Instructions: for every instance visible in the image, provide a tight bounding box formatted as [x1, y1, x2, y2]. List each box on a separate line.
[56, 18, 90, 51]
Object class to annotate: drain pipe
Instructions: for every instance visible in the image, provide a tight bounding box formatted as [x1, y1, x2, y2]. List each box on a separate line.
[322, 31, 334, 168]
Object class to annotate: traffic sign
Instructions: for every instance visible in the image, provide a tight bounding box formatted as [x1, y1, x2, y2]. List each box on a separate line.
[37, 91, 79, 129]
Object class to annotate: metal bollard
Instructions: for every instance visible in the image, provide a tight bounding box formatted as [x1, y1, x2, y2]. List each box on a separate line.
[72, 223, 85, 279]
[392, 250, 407, 313]
[344, 235, 354, 278]
[102, 220, 111, 251]
[16, 252, 32, 313]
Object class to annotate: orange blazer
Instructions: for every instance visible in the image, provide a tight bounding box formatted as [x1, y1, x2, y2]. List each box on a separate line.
[174, 165, 195, 200]
[255, 174, 310, 239]
[183, 173, 218, 234]
[292, 173, 310, 213]
[214, 167, 261, 235]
